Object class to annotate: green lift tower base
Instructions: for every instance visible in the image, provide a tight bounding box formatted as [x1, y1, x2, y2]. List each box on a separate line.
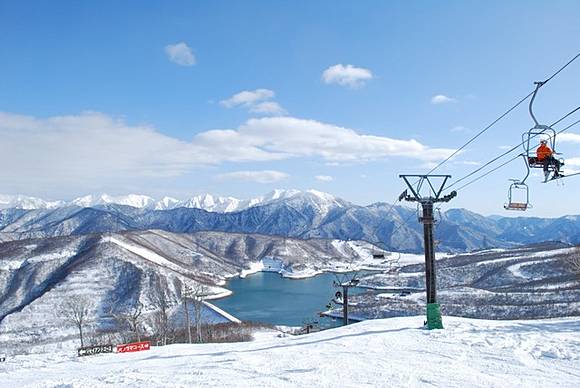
[426, 303, 443, 330]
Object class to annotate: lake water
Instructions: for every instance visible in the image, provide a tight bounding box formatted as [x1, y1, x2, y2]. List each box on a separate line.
[212, 271, 368, 328]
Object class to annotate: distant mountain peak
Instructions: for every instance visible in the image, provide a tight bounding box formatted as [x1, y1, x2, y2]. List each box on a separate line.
[0, 194, 64, 210]
[71, 193, 155, 208]
[0, 189, 344, 213]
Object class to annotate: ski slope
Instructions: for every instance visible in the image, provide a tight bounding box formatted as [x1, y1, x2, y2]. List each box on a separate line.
[2, 316, 579, 387]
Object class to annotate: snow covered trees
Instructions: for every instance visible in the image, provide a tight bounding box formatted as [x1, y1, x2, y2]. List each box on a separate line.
[59, 295, 94, 348]
[567, 246, 580, 277]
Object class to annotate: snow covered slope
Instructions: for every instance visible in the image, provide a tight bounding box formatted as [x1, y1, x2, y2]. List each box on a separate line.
[352, 242, 580, 320]
[0, 230, 388, 351]
[3, 316, 579, 387]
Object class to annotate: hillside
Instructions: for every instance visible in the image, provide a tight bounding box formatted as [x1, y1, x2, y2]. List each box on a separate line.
[0, 230, 388, 352]
[349, 242, 580, 320]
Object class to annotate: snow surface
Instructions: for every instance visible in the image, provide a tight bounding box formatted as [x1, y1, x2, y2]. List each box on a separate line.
[2, 316, 579, 387]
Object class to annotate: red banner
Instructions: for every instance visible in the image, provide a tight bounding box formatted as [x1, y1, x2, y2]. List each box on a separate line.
[116, 341, 150, 353]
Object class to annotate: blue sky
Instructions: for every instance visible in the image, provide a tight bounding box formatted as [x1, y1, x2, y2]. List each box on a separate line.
[1, 1, 579, 217]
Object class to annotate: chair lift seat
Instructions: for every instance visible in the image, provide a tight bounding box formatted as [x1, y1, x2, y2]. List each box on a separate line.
[527, 156, 556, 170]
[504, 202, 528, 211]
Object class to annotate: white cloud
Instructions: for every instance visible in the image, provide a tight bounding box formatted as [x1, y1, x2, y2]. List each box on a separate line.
[165, 42, 196, 66]
[322, 64, 373, 88]
[217, 170, 289, 183]
[315, 175, 334, 182]
[0, 112, 456, 194]
[210, 116, 456, 163]
[431, 94, 456, 105]
[220, 89, 287, 116]
[220, 89, 275, 108]
[559, 133, 580, 143]
[450, 125, 467, 132]
[249, 101, 287, 116]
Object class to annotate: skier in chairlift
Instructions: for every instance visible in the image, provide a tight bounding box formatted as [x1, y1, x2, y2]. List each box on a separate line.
[536, 139, 562, 181]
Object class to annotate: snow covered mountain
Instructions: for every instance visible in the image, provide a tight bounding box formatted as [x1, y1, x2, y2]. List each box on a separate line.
[0, 194, 64, 210]
[0, 230, 385, 352]
[0, 190, 579, 252]
[0, 189, 341, 213]
[70, 194, 156, 208]
[0, 190, 310, 212]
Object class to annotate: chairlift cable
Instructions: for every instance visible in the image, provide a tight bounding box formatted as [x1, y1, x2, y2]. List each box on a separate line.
[445, 107, 580, 192]
[454, 154, 522, 192]
[542, 52, 580, 84]
[550, 105, 580, 127]
[426, 51, 580, 175]
[381, 53, 580, 247]
[450, 117, 580, 193]
[425, 90, 534, 175]
[431, 115, 580, 215]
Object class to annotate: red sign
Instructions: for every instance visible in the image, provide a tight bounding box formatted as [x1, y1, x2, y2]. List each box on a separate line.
[116, 341, 151, 353]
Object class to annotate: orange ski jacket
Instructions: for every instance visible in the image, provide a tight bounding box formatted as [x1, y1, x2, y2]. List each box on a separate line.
[536, 144, 553, 161]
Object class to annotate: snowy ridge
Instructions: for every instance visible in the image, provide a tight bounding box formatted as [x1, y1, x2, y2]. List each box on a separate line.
[0, 194, 64, 210]
[71, 194, 155, 208]
[0, 189, 343, 213]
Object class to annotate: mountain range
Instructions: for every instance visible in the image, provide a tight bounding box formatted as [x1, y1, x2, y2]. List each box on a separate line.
[0, 190, 579, 252]
[0, 189, 312, 212]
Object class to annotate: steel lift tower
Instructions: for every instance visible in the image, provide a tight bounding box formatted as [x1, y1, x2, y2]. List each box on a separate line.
[399, 175, 457, 329]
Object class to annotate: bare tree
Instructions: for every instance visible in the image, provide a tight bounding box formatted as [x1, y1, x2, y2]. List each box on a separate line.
[59, 295, 93, 348]
[151, 287, 172, 346]
[182, 285, 193, 344]
[109, 300, 144, 342]
[182, 282, 211, 343]
[191, 283, 210, 343]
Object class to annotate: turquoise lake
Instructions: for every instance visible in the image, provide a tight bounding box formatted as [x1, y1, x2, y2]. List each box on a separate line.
[212, 271, 368, 328]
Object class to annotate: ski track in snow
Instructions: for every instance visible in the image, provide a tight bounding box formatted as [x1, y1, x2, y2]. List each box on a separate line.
[103, 236, 198, 278]
[2, 316, 579, 388]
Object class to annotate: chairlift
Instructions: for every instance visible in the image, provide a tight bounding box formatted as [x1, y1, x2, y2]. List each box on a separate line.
[503, 179, 531, 211]
[522, 81, 565, 175]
